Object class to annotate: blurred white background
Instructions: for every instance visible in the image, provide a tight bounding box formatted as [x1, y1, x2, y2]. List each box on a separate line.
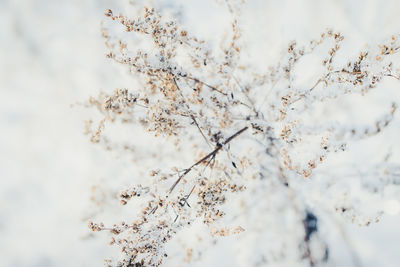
[1, 0, 399, 266]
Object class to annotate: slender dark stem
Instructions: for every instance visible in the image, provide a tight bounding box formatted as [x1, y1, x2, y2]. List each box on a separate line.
[178, 74, 254, 110]
[184, 75, 228, 96]
[169, 126, 248, 193]
[172, 77, 211, 147]
[191, 115, 212, 147]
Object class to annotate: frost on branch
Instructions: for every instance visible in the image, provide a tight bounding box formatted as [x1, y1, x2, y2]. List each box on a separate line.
[84, 4, 400, 267]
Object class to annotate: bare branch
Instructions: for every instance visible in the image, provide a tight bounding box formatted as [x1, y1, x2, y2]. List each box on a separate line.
[169, 126, 248, 193]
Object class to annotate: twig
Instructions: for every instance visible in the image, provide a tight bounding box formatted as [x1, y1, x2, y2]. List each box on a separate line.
[184, 75, 228, 96]
[191, 115, 212, 148]
[169, 126, 248, 193]
[231, 74, 259, 116]
[179, 185, 196, 208]
[180, 74, 254, 110]
[386, 73, 400, 80]
[172, 78, 212, 147]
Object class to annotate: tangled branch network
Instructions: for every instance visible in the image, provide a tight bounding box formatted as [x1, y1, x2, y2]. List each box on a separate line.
[84, 4, 400, 267]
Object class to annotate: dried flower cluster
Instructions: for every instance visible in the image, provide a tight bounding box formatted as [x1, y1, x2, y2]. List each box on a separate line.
[83, 3, 400, 267]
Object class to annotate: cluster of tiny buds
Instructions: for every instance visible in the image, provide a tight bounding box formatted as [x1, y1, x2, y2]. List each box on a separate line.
[119, 186, 150, 205]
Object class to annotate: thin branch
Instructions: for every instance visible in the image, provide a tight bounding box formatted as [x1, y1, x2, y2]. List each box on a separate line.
[172, 78, 212, 147]
[169, 126, 248, 193]
[184, 75, 228, 96]
[180, 74, 254, 110]
[386, 73, 400, 80]
[191, 115, 212, 148]
[288, 70, 364, 106]
[231, 74, 259, 116]
[179, 185, 196, 208]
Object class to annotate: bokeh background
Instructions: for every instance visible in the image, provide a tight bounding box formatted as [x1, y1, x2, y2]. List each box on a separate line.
[1, 0, 399, 266]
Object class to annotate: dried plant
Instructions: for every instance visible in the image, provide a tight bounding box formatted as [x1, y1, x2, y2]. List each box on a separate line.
[84, 3, 400, 267]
